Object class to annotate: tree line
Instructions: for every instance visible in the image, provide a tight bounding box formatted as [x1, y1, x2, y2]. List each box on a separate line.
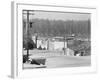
[23, 18, 90, 37]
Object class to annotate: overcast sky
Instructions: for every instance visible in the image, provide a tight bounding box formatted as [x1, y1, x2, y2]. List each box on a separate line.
[24, 10, 90, 21]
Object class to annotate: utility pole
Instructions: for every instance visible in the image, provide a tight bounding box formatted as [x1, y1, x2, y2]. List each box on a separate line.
[64, 22, 66, 55]
[26, 10, 29, 60]
[64, 34, 66, 55]
[23, 10, 34, 61]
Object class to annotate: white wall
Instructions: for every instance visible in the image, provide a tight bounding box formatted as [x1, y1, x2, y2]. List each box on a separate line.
[54, 41, 67, 50]
[0, 0, 100, 80]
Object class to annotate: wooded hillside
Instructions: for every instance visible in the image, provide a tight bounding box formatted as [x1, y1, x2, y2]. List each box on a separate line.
[23, 19, 91, 38]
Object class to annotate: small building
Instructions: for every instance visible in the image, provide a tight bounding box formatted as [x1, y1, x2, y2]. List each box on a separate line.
[32, 35, 67, 51]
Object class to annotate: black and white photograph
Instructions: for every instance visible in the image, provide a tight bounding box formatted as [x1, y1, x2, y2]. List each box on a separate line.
[22, 10, 91, 69]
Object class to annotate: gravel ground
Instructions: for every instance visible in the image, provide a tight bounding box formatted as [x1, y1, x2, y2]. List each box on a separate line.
[46, 56, 91, 68]
[23, 50, 91, 69]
